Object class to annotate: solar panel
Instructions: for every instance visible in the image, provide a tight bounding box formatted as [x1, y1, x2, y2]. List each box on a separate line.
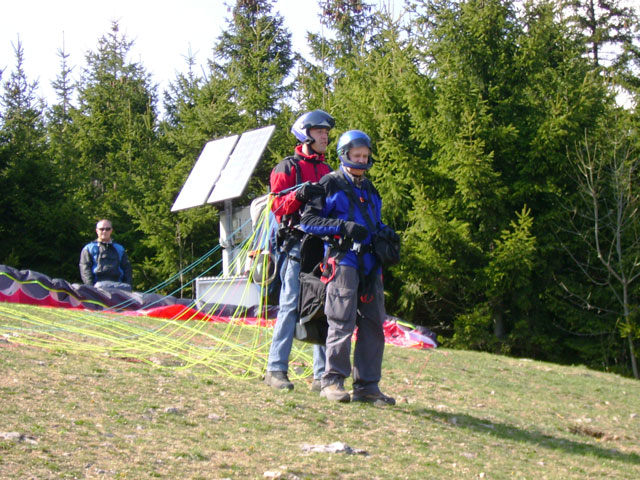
[207, 125, 276, 204]
[170, 135, 239, 212]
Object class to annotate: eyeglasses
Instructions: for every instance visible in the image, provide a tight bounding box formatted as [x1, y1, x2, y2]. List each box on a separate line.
[97, 227, 112, 231]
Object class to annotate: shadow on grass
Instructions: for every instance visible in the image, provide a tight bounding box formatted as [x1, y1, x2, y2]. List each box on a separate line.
[402, 406, 640, 465]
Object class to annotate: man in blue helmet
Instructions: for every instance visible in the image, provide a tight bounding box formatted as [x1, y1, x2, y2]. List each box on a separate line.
[300, 130, 399, 405]
[264, 110, 335, 392]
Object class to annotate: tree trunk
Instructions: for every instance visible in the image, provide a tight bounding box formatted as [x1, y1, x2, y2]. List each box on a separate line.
[628, 334, 639, 379]
[493, 310, 505, 339]
[623, 289, 638, 379]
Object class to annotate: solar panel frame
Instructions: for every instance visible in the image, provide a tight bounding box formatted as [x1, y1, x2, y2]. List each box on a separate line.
[170, 135, 239, 212]
[207, 125, 276, 204]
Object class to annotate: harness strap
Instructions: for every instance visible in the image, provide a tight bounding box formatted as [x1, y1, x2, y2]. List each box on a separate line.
[279, 156, 304, 229]
[332, 170, 377, 232]
[87, 242, 125, 282]
[330, 171, 379, 294]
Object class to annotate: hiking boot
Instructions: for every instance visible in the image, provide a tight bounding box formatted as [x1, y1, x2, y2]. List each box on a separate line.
[310, 378, 322, 393]
[320, 383, 350, 403]
[352, 390, 396, 406]
[264, 371, 294, 390]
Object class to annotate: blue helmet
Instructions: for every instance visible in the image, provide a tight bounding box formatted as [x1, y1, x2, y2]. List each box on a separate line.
[337, 130, 373, 170]
[291, 110, 335, 144]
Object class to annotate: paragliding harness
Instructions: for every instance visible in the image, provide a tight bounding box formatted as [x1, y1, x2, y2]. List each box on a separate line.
[85, 241, 126, 283]
[295, 170, 393, 344]
[295, 234, 332, 344]
[296, 231, 364, 344]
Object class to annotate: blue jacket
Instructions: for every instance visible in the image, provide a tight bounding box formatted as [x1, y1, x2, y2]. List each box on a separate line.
[79, 241, 132, 286]
[300, 167, 385, 275]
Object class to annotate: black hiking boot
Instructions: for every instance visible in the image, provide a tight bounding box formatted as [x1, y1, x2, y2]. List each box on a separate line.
[264, 371, 294, 390]
[352, 390, 396, 406]
[320, 383, 350, 403]
[310, 378, 322, 393]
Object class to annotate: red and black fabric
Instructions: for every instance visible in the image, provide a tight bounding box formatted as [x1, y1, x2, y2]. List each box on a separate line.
[1, 264, 434, 350]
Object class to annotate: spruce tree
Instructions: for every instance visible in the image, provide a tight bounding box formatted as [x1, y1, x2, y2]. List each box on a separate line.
[406, 0, 609, 359]
[213, 0, 294, 126]
[0, 39, 78, 279]
[567, 0, 639, 69]
[71, 21, 160, 287]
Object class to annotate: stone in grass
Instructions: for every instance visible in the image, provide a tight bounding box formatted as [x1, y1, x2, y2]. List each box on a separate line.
[301, 441, 368, 455]
[263, 467, 301, 479]
[0, 432, 38, 444]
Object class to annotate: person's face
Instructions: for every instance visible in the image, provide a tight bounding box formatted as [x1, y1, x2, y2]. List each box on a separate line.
[307, 127, 330, 154]
[96, 221, 113, 242]
[344, 145, 371, 176]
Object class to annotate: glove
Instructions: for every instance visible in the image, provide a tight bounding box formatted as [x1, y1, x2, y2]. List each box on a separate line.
[342, 221, 368, 242]
[295, 182, 324, 203]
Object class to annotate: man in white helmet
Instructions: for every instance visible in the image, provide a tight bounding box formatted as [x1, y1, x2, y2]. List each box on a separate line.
[264, 110, 335, 392]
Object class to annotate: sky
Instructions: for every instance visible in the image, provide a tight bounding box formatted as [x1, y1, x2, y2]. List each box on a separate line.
[0, 0, 352, 107]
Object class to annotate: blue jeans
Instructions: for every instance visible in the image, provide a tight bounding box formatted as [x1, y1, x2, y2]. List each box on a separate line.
[267, 242, 325, 378]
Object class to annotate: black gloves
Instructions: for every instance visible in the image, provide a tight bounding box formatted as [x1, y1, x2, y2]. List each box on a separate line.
[295, 182, 324, 203]
[374, 226, 401, 266]
[342, 221, 368, 242]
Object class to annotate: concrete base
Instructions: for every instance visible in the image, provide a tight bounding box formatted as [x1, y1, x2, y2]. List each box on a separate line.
[195, 275, 262, 308]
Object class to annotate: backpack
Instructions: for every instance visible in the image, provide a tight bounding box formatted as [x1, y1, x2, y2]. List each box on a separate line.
[295, 234, 330, 344]
[249, 194, 281, 305]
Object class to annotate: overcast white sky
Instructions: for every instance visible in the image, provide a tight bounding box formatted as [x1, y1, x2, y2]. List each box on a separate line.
[0, 0, 347, 106]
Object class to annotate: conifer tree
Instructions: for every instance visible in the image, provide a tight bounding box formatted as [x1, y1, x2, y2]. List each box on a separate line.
[406, 0, 608, 358]
[156, 0, 298, 290]
[71, 21, 160, 287]
[150, 55, 238, 291]
[566, 0, 640, 109]
[0, 40, 78, 279]
[298, 0, 375, 110]
[213, 0, 294, 127]
[567, 0, 639, 69]
[47, 42, 81, 195]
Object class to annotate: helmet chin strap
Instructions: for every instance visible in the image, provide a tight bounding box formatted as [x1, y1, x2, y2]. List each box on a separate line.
[303, 139, 322, 156]
[341, 155, 373, 171]
[345, 166, 365, 175]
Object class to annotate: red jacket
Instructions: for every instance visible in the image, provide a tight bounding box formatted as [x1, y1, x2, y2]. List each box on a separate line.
[270, 144, 332, 224]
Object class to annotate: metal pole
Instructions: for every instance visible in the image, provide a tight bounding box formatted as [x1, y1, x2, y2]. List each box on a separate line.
[221, 200, 233, 276]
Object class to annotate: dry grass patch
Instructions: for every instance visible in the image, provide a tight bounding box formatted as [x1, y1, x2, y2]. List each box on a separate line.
[1, 305, 640, 479]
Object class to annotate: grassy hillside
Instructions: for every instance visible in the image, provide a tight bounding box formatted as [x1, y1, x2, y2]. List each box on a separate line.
[1, 305, 639, 479]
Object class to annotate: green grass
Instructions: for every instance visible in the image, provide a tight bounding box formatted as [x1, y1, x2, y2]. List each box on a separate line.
[1, 305, 639, 479]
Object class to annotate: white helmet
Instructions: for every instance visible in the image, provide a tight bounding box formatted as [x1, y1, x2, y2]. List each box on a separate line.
[291, 110, 335, 144]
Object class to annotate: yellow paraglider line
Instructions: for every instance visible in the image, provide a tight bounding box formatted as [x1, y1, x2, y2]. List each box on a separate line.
[0, 193, 315, 380]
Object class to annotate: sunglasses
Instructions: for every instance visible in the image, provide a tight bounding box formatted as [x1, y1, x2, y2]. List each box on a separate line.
[97, 227, 112, 231]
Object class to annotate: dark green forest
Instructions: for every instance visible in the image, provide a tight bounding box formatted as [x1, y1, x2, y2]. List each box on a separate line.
[1, 0, 639, 377]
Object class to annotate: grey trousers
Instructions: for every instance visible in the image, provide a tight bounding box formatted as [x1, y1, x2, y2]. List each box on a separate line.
[322, 264, 386, 394]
